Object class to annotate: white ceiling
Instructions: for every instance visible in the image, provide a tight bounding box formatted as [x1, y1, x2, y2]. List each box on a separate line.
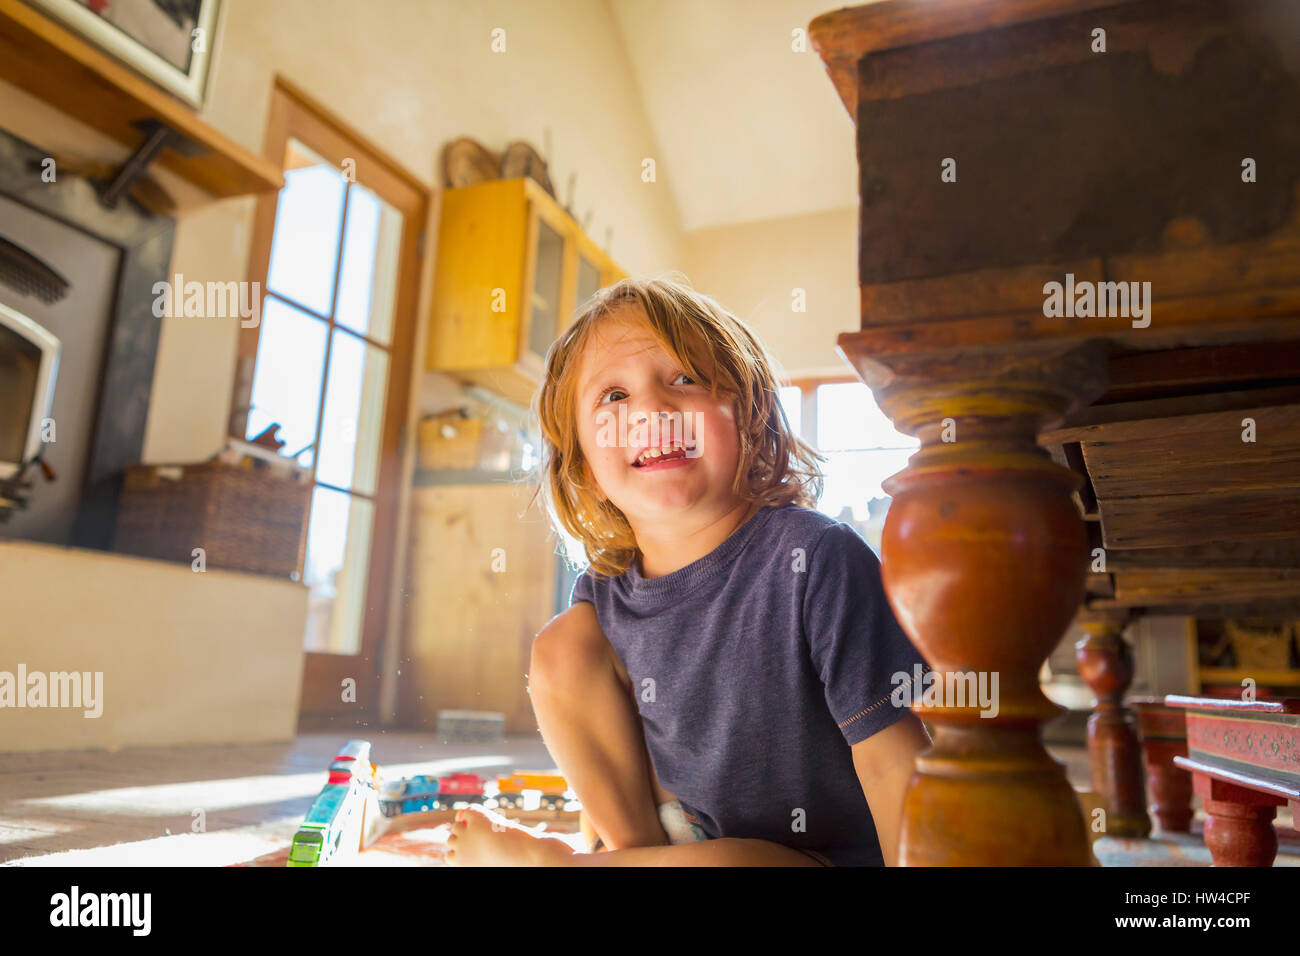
[608, 0, 864, 233]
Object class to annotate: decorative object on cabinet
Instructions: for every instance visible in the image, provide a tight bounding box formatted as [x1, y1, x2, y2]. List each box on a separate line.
[426, 176, 625, 407]
[439, 137, 500, 189]
[499, 140, 555, 198]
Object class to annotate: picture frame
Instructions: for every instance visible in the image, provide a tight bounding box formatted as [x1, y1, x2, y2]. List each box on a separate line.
[24, 0, 220, 108]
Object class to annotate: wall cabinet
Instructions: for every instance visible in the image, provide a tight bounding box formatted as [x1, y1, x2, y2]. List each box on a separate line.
[427, 177, 625, 406]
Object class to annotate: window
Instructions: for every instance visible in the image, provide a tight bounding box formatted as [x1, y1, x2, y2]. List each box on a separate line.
[779, 379, 919, 553]
[246, 138, 402, 655]
[233, 81, 426, 723]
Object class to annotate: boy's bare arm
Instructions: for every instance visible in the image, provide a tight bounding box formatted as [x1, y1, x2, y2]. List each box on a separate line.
[529, 603, 669, 850]
[850, 711, 931, 866]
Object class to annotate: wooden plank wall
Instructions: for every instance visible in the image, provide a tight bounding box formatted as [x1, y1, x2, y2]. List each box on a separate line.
[403, 482, 558, 734]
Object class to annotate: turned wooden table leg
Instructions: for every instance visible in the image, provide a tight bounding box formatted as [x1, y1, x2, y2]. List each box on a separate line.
[1192, 773, 1282, 867]
[1076, 610, 1151, 837]
[1132, 698, 1194, 833]
[866, 345, 1107, 866]
[1143, 740, 1194, 832]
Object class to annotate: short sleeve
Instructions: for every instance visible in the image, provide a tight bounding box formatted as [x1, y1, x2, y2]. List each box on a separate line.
[801, 522, 929, 746]
[569, 569, 595, 607]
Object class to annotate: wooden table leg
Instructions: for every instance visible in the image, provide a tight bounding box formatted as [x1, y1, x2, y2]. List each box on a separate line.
[1144, 739, 1194, 832]
[866, 344, 1108, 866]
[1193, 773, 1282, 867]
[1132, 698, 1194, 833]
[1076, 610, 1151, 837]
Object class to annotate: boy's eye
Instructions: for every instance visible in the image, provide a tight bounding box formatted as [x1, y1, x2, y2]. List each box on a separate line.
[594, 374, 697, 406]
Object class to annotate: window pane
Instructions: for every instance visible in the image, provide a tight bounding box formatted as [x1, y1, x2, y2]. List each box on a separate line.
[816, 448, 915, 555]
[302, 487, 374, 655]
[817, 382, 916, 451]
[528, 218, 564, 359]
[336, 183, 403, 345]
[316, 328, 389, 495]
[778, 385, 801, 436]
[817, 448, 915, 515]
[266, 140, 346, 316]
[246, 296, 328, 465]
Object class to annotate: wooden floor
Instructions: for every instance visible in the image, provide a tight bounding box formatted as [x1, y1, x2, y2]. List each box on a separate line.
[0, 731, 555, 865]
[2, 734, 1294, 865]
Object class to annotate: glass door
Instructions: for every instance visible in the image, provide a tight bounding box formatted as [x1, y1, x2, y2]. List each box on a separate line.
[235, 82, 426, 725]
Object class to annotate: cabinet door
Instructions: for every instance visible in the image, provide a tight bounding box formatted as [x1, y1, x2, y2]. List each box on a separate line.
[575, 252, 602, 312]
[521, 202, 575, 372]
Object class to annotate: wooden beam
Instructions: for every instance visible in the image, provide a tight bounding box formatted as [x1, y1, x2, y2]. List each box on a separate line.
[1041, 387, 1300, 445]
[1100, 489, 1300, 549]
[1104, 540, 1300, 572]
[1100, 342, 1300, 403]
[1090, 597, 1300, 617]
[808, 0, 1129, 119]
[1106, 569, 1300, 608]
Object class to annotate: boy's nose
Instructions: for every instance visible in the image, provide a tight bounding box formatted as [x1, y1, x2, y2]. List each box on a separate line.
[634, 410, 676, 424]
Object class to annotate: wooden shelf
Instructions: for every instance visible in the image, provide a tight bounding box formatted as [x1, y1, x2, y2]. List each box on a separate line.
[1198, 668, 1300, 687]
[0, 0, 282, 199]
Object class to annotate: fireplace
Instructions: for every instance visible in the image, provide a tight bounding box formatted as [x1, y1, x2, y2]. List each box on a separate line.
[0, 301, 59, 483]
[0, 127, 174, 547]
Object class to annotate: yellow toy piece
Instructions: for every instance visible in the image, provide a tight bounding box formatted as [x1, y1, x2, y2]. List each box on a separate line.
[493, 771, 572, 811]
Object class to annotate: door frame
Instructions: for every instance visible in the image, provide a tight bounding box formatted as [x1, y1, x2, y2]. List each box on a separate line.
[232, 76, 428, 727]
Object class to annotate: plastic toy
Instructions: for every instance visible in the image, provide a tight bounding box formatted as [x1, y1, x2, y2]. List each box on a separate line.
[289, 741, 581, 865]
[287, 740, 382, 867]
[494, 772, 570, 810]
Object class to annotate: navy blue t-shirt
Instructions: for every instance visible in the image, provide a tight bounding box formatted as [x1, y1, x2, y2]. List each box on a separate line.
[569, 502, 928, 866]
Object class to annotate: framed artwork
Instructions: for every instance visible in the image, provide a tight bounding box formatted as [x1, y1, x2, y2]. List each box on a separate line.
[25, 0, 220, 108]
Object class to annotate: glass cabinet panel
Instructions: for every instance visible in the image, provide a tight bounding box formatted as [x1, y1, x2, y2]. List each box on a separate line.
[528, 217, 564, 360]
[576, 254, 602, 312]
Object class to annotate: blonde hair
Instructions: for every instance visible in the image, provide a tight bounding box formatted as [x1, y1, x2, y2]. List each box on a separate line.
[529, 272, 825, 578]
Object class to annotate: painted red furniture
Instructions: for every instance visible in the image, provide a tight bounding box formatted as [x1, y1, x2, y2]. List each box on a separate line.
[1166, 694, 1300, 866]
[1131, 696, 1193, 832]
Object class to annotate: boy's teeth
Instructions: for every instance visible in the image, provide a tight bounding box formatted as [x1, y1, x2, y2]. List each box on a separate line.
[636, 443, 694, 466]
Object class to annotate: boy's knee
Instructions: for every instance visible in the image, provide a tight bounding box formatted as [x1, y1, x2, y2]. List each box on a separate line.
[530, 604, 609, 694]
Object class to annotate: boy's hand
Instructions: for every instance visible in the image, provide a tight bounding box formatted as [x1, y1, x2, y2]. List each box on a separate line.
[851, 712, 930, 866]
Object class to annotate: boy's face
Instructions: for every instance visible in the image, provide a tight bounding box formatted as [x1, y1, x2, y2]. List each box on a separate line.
[574, 308, 743, 527]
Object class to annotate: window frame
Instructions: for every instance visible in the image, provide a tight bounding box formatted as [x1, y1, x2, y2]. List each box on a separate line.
[231, 76, 428, 727]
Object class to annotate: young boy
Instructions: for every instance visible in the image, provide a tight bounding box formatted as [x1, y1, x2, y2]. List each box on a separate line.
[446, 274, 930, 866]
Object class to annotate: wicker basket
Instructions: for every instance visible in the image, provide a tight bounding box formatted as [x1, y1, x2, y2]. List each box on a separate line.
[1226, 619, 1295, 671]
[115, 461, 310, 579]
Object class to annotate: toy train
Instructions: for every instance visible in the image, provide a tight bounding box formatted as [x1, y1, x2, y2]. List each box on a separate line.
[288, 740, 381, 867]
[289, 740, 578, 866]
[378, 770, 572, 816]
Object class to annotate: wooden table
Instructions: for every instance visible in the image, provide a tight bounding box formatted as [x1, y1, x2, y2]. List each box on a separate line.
[1166, 695, 1300, 866]
[811, 0, 1300, 865]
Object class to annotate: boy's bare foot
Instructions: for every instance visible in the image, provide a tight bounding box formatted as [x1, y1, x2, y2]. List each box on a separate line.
[444, 805, 579, 866]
